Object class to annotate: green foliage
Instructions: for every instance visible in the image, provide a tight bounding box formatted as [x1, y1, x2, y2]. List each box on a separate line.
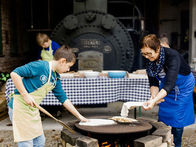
[0, 72, 10, 82]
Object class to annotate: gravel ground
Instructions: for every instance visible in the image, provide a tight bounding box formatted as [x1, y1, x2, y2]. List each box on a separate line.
[1, 130, 196, 147]
[182, 129, 196, 147]
[182, 135, 196, 147]
[1, 124, 196, 147]
[0, 130, 62, 147]
[1, 104, 196, 147]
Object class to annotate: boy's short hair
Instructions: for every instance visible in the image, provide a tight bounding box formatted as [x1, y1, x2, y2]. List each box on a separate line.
[141, 34, 160, 51]
[36, 33, 49, 46]
[54, 45, 76, 63]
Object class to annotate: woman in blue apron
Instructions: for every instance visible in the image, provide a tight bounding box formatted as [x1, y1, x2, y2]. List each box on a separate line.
[140, 34, 195, 147]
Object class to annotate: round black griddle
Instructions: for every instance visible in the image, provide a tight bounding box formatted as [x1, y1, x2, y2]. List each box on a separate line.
[75, 117, 152, 134]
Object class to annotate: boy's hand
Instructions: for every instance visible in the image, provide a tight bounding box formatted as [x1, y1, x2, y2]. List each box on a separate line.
[79, 116, 89, 122]
[23, 94, 35, 107]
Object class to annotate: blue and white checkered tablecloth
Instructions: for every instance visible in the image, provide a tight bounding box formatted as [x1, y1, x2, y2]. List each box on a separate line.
[5, 77, 150, 106]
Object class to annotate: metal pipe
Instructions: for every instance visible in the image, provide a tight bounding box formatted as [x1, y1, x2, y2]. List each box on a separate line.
[74, 0, 107, 13]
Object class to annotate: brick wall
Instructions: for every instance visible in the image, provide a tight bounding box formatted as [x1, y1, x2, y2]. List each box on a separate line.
[0, 0, 30, 72]
[0, 57, 30, 73]
[1, 0, 11, 56]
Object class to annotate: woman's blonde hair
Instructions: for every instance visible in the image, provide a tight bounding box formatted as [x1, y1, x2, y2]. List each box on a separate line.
[36, 33, 49, 46]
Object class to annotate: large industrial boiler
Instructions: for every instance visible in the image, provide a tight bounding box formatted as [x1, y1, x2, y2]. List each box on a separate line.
[51, 0, 145, 72]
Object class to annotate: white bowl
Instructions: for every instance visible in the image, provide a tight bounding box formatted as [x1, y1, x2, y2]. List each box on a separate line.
[60, 73, 74, 78]
[83, 71, 100, 78]
[78, 70, 93, 74]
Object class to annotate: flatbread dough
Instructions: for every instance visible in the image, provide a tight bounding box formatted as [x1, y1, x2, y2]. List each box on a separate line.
[79, 119, 117, 126]
[110, 116, 138, 123]
[120, 102, 146, 117]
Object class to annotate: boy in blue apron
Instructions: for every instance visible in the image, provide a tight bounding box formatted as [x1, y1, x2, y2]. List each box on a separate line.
[8, 45, 87, 147]
[140, 34, 195, 147]
[36, 33, 60, 61]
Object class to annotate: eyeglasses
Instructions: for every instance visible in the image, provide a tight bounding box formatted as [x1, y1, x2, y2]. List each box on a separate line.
[141, 52, 153, 57]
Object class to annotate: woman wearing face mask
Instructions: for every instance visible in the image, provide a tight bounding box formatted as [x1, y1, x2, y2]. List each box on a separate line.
[141, 34, 195, 147]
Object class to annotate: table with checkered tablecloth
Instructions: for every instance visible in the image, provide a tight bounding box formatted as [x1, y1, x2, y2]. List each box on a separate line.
[5, 77, 151, 106]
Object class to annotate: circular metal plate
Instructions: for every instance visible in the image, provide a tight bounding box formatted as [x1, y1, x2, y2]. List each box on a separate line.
[75, 116, 152, 134]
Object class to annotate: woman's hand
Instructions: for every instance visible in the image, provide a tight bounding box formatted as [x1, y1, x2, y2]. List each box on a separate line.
[143, 98, 156, 110]
[143, 89, 167, 110]
[155, 99, 165, 104]
[23, 94, 35, 107]
[150, 96, 165, 105]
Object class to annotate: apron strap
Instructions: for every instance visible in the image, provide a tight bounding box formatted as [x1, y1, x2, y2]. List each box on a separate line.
[42, 40, 52, 51]
[48, 62, 52, 83]
[49, 41, 52, 51]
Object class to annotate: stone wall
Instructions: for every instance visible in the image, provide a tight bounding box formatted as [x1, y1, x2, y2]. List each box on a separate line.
[134, 118, 174, 147]
[61, 119, 174, 147]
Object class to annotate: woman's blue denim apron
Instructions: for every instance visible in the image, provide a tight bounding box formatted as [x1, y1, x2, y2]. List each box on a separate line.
[158, 72, 195, 128]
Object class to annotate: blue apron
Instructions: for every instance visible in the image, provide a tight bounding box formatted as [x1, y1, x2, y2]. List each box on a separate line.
[158, 72, 195, 128]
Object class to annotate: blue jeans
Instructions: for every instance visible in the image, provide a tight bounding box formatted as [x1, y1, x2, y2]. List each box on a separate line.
[17, 134, 45, 147]
[8, 106, 13, 122]
[8, 107, 45, 147]
[172, 127, 184, 147]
